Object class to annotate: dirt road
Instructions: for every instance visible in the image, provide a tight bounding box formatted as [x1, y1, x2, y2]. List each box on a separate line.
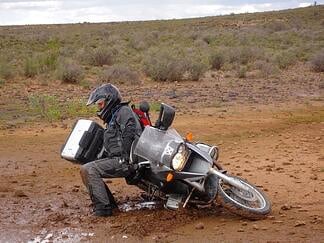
[0, 104, 323, 242]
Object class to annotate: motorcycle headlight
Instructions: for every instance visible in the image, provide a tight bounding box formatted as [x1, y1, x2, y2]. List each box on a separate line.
[171, 144, 189, 171]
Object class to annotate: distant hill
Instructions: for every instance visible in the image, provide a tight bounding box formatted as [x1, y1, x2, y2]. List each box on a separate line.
[0, 5, 323, 83]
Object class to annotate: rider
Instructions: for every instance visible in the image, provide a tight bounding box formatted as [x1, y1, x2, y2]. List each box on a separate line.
[80, 84, 142, 217]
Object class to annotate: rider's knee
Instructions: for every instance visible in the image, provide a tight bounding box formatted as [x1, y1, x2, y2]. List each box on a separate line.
[80, 163, 98, 178]
[80, 164, 88, 177]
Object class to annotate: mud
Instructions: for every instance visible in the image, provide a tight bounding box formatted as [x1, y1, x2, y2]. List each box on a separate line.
[0, 103, 323, 242]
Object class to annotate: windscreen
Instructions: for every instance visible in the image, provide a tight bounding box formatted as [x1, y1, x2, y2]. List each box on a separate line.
[134, 126, 183, 165]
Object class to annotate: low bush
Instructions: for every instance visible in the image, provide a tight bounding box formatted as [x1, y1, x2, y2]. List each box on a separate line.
[273, 50, 297, 69]
[226, 46, 265, 65]
[264, 20, 289, 33]
[184, 59, 208, 81]
[310, 51, 324, 72]
[89, 47, 114, 66]
[76, 48, 92, 65]
[57, 63, 84, 83]
[99, 65, 140, 84]
[0, 61, 13, 80]
[254, 60, 279, 78]
[143, 51, 186, 82]
[24, 57, 39, 77]
[209, 52, 225, 70]
[42, 51, 58, 71]
[128, 33, 149, 51]
[202, 34, 215, 45]
[23, 51, 58, 77]
[237, 66, 247, 78]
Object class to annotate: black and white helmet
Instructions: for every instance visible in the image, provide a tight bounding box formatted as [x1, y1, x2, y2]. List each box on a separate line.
[87, 84, 122, 122]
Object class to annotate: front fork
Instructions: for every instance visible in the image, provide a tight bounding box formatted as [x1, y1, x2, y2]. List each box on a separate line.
[184, 168, 250, 193]
[208, 168, 250, 191]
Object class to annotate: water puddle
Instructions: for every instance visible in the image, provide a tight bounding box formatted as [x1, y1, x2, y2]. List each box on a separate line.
[118, 201, 160, 212]
[26, 202, 160, 242]
[28, 228, 95, 243]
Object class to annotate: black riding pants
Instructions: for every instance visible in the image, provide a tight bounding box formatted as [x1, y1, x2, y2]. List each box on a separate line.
[80, 157, 130, 211]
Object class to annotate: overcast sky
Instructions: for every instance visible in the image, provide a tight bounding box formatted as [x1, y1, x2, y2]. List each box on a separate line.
[0, 0, 320, 26]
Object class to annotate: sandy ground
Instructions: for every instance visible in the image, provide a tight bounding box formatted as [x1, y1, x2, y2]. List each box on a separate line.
[0, 103, 323, 242]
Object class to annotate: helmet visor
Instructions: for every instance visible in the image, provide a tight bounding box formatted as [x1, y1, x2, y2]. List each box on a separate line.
[86, 90, 97, 106]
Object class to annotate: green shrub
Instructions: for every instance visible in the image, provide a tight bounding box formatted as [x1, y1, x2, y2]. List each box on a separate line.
[165, 61, 186, 81]
[23, 51, 58, 77]
[77, 46, 116, 66]
[89, 47, 114, 66]
[41, 51, 58, 71]
[194, 39, 209, 48]
[274, 50, 297, 69]
[254, 60, 279, 78]
[99, 65, 140, 84]
[28, 95, 96, 121]
[184, 60, 208, 81]
[128, 34, 149, 51]
[202, 34, 215, 45]
[238, 47, 255, 65]
[76, 48, 92, 65]
[24, 57, 39, 77]
[28, 95, 62, 121]
[264, 20, 289, 33]
[57, 63, 84, 83]
[143, 51, 186, 82]
[148, 102, 161, 112]
[209, 52, 225, 70]
[65, 99, 96, 117]
[237, 66, 247, 78]
[310, 51, 324, 72]
[226, 46, 265, 65]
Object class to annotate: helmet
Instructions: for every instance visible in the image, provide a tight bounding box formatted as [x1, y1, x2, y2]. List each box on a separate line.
[86, 84, 122, 122]
[139, 101, 150, 113]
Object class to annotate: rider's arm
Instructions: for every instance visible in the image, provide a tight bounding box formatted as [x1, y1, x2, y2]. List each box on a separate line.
[116, 106, 138, 159]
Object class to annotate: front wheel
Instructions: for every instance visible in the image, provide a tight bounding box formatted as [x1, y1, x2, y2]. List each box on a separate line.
[216, 175, 271, 219]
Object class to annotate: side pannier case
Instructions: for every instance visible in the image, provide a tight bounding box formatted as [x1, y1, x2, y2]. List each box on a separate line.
[61, 119, 104, 164]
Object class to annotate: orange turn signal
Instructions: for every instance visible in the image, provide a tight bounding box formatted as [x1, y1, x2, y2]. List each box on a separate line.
[186, 132, 193, 142]
[166, 173, 174, 182]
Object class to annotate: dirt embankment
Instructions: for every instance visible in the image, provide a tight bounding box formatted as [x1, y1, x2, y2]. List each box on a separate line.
[0, 104, 323, 242]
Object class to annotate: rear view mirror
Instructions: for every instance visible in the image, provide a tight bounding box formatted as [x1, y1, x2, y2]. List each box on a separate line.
[155, 103, 175, 130]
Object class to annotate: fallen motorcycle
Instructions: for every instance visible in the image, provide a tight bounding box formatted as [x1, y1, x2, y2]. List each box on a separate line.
[61, 103, 271, 219]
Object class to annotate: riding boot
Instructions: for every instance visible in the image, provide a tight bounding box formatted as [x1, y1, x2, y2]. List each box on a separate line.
[87, 184, 113, 217]
[104, 183, 118, 209]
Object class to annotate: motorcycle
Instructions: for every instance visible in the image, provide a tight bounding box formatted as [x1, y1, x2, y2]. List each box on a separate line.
[61, 103, 271, 219]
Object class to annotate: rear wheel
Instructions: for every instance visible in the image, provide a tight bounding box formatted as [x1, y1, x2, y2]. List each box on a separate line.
[216, 175, 271, 219]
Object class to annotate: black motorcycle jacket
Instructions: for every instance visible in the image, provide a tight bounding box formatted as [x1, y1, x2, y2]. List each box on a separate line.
[103, 103, 142, 160]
